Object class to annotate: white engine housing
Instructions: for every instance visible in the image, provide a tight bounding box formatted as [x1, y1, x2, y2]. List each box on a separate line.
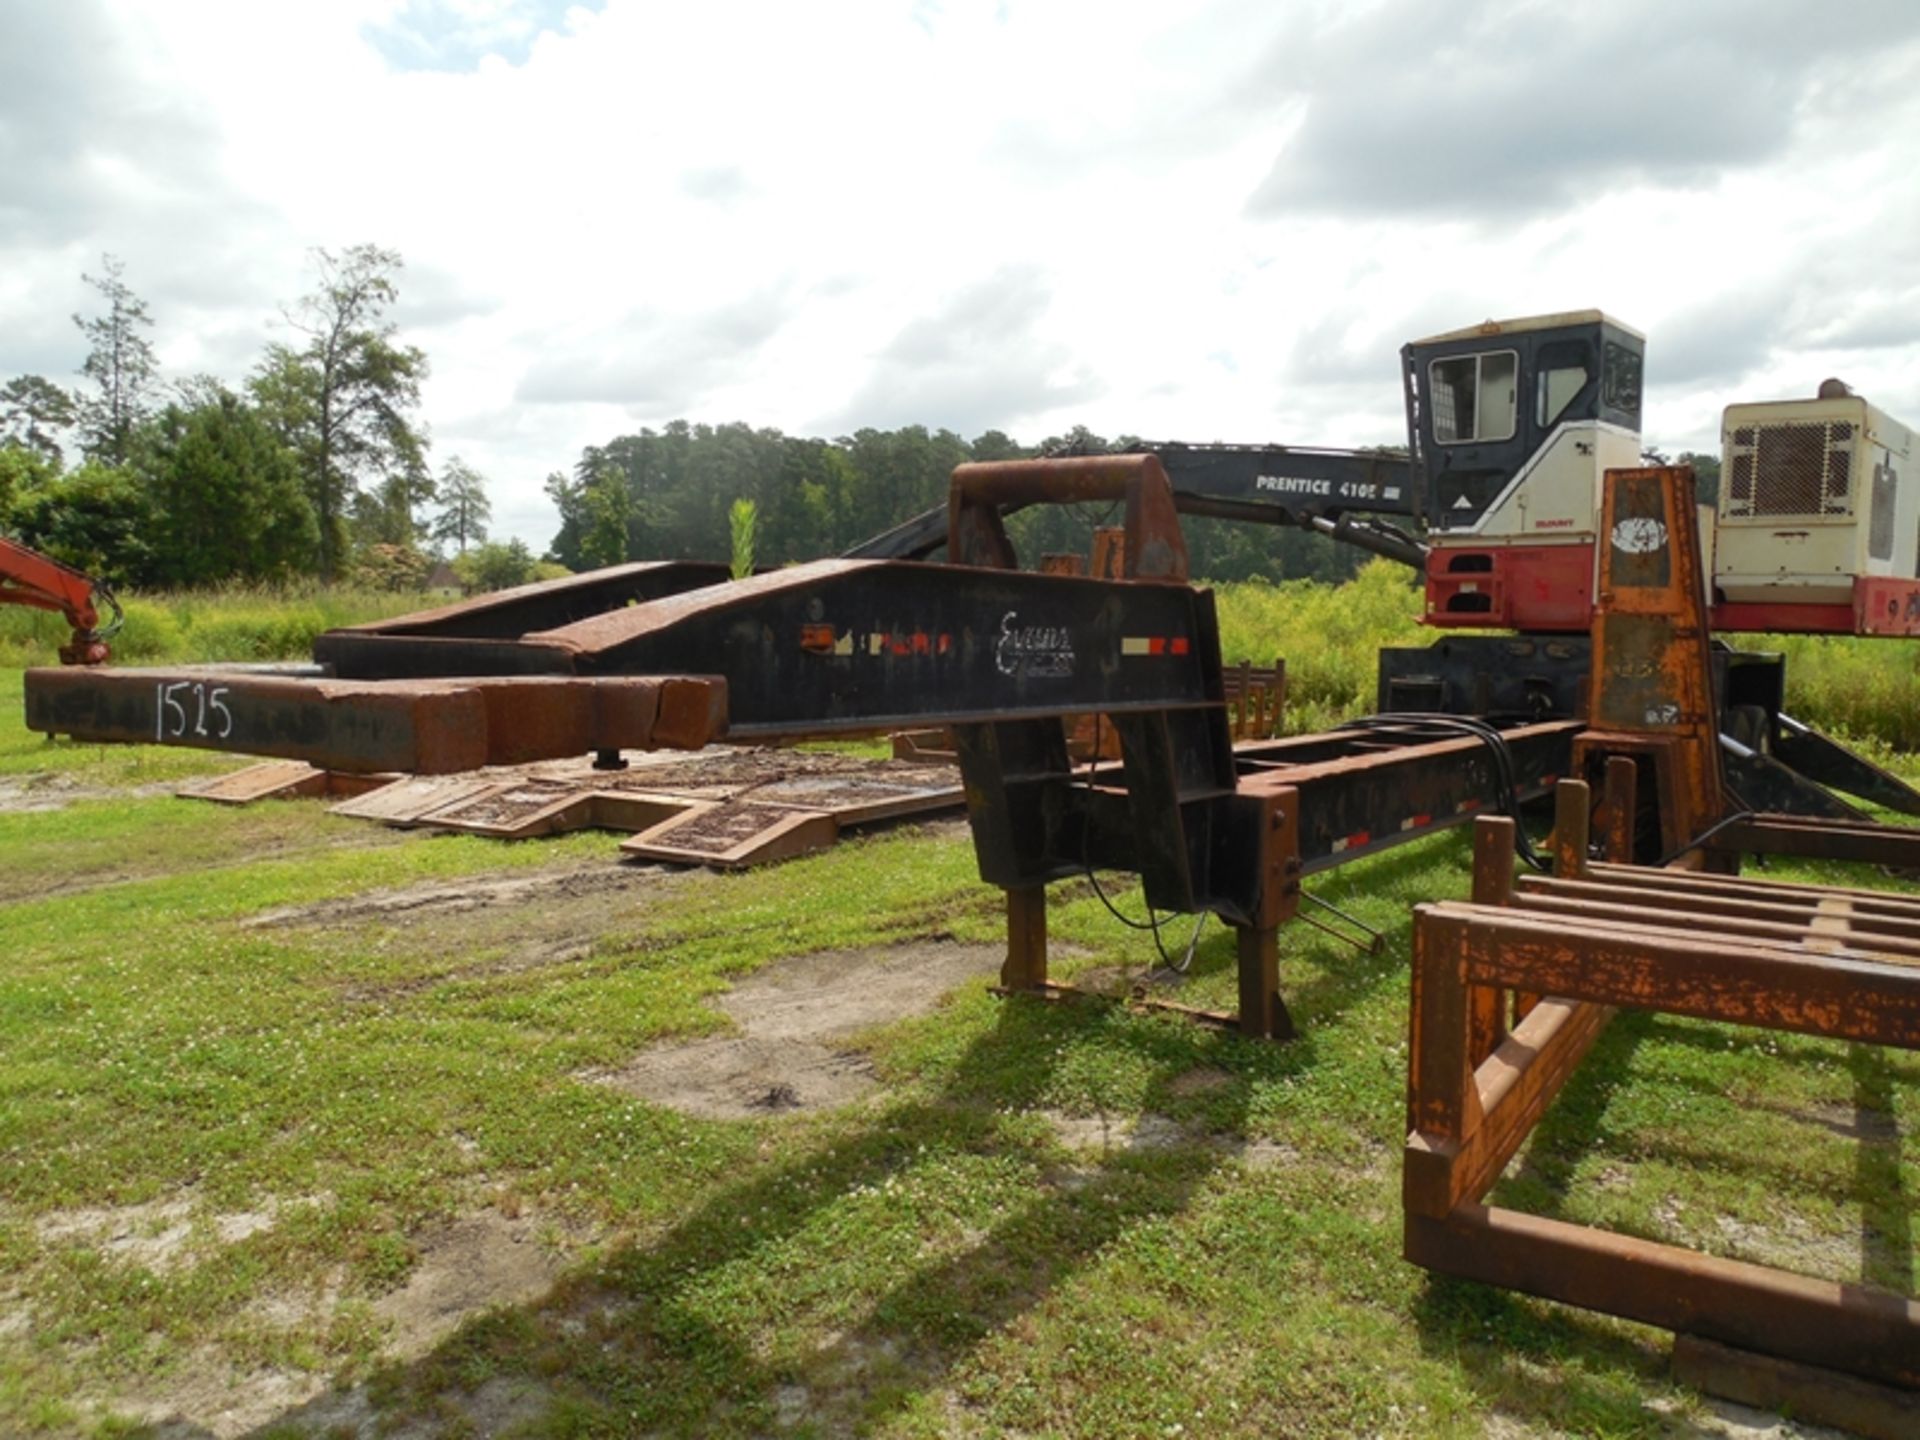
[1714, 395, 1918, 606]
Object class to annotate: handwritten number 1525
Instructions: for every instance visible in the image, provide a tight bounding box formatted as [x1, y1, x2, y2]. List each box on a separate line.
[154, 681, 233, 741]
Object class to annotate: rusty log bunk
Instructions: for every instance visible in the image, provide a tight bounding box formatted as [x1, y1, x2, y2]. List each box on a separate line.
[1402, 467, 1919, 1420]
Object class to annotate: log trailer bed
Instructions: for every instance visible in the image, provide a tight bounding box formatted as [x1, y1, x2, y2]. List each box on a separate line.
[29, 454, 1580, 1039]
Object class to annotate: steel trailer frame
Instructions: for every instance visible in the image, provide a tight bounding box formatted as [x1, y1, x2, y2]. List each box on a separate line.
[1401, 465, 1920, 1421]
[1404, 789, 1920, 1403]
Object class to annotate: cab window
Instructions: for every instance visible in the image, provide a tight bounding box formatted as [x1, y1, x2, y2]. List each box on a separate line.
[1431, 350, 1517, 444]
[1534, 339, 1592, 428]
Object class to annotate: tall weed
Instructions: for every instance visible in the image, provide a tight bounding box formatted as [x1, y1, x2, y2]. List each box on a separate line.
[0, 585, 440, 668]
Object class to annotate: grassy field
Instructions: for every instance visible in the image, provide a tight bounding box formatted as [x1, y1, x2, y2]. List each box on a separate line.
[1, 578, 1917, 1435]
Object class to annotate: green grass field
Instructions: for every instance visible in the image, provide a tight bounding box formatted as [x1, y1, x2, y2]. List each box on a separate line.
[0, 578, 1917, 1436]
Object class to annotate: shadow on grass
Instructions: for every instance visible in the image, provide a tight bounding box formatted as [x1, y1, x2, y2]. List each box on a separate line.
[213, 986, 1291, 1437]
[1851, 1043, 1913, 1295]
[1409, 1012, 1917, 1434]
[1411, 1275, 1675, 1435]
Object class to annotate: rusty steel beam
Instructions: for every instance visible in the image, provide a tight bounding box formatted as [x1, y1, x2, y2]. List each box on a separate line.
[1421, 900, 1920, 1048]
[1673, 1337, 1920, 1440]
[1236, 719, 1578, 874]
[1710, 814, 1920, 869]
[947, 454, 1190, 582]
[1406, 1205, 1920, 1391]
[1511, 878, 1920, 959]
[1580, 862, 1920, 923]
[24, 668, 726, 774]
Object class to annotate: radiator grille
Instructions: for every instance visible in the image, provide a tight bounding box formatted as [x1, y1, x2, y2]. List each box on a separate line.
[1870, 460, 1896, 559]
[1725, 420, 1855, 518]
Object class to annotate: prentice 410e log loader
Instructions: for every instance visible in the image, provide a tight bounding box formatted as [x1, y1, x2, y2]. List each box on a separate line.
[857, 308, 1920, 830]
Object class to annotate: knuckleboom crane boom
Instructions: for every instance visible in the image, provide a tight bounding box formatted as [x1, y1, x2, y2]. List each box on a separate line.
[0, 536, 120, 666]
[857, 309, 1920, 819]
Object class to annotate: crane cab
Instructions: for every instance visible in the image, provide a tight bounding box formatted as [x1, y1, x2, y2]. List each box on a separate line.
[1711, 389, 1920, 636]
[1403, 310, 1645, 631]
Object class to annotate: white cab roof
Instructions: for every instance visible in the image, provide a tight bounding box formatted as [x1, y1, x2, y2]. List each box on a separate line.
[1410, 310, 1645, 346]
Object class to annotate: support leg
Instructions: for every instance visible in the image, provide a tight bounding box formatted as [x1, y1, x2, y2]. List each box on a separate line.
[1002, 885, 1047, 992]
[1235, 924, 1295, 1040]
[1601, 755, 1637, 864]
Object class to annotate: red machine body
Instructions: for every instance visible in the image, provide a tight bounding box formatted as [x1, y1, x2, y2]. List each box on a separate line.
[0, 536, 118, 665]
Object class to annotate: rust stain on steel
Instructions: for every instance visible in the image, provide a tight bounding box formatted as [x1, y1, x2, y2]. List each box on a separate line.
[530, 558, 871, 656]
[1409, 1205, 1920, 1392]
[948, 454, 1190, 582]
[1431, 902, 1920, 1047]
[1577, 467, 1726, 859]
[1673, 1336, 1920, 1440]
[23, 668, 724, 773]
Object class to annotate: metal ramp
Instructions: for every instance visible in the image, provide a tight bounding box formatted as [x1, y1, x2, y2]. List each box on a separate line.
[181, 748, 965, 869]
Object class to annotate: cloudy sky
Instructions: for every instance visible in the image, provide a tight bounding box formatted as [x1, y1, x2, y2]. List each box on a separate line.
[4, 0, 1919, 549]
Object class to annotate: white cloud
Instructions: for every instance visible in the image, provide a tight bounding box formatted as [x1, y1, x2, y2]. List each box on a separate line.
[2, 0, 1917, 548]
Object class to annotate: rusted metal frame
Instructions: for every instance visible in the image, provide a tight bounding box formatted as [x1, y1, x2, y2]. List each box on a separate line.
[33, 558, 1235, 765]
[1405, 812, 1617, 1218]
[1597, 752, 1637, 871]
[1467, 818, 1514, 1062]
[1404, 983, 1615, 1219]
[1709, 815, 1920, 869]
[986, 783, 1300, 1042]
[1233, 718, 1576, 771]
[570, 559, 1226, 740]
[1406, 1204, 1920, 1391]
[1574, 731, 1707, 866]
[1404, 468, 1920, 1395]
[1583, 467, 1727, 860]
[1511, 879, 1920, 956]
[1405, 890, 1920, 1389]
[1229, 786, 1300, 1040]
[1771, 718, 1920, 818]
[321, 560, 730, 649]
[24, 669, 726, 775]
[1233, 720, 1576, 875]
[1584, 860, 1920, 915]
[1509, 892, 1920, 964]
[1672, 1336, 1920, 1440]
[946, 454, 1190, 582]
[1426, 901, 1920, 1048]
[1549, 775, 1593, 879]
[1002, 885, 1048, 991]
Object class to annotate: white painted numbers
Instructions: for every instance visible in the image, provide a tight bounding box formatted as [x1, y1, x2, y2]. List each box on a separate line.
[154, 680, 234, 741]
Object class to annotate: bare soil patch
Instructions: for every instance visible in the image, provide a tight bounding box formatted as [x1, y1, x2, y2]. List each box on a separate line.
[102, 1210, 583, 1437]
[591, 942, 1003, 1119]
[0, 773, 176, 814]
[245, 859, 672, 931]
[374, 1210, 584, 1362]
[238, 862, 692, 1009]
[1039, 1109, 1303, 1171]
[33, 1190, 318, 1274]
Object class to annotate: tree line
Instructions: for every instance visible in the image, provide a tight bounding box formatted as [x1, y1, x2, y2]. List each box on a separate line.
[2, 247, 1378, 598]
[0, 248, 528, 593]
[547, 422, 1374, 584]
[3, 249, 1495, 598]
